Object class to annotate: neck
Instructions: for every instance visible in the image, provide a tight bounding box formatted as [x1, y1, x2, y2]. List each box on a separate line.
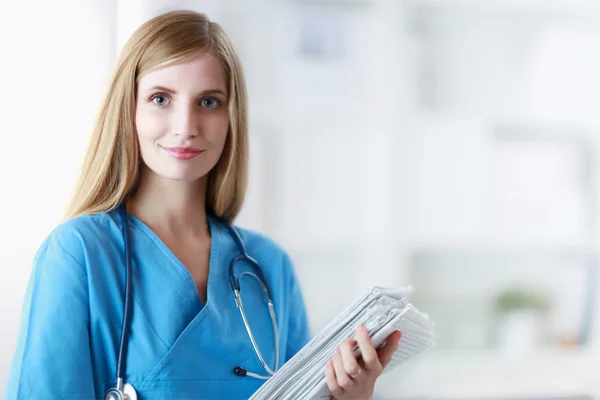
[126, 167, 209, 238]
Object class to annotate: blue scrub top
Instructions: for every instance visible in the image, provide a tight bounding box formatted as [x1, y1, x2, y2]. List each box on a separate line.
[5, 209, 312, 400]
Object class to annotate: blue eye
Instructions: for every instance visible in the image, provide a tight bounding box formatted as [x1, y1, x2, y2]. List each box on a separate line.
[151, 95, 168, 106]
[201, 97, 221, 108]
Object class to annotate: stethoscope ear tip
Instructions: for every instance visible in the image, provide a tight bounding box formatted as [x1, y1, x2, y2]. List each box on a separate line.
[233, 366, 247, 377]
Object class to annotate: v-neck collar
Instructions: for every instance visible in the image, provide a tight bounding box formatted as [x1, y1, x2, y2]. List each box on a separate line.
[124, 210, 222, 310]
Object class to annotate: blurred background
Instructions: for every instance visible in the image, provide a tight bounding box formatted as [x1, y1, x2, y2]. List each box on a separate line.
[4, 0, 600, 398]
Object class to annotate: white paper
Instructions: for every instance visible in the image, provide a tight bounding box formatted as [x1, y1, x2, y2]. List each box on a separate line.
[249, 286, 436, 400]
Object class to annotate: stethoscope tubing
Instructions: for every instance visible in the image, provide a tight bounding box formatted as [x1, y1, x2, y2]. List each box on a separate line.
[109, 205, 279, 399]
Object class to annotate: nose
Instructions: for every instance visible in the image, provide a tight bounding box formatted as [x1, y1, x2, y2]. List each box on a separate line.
[172, 103, 199, 138]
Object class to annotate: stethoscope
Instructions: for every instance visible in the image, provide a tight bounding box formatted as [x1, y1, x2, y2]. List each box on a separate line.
[105, 205, 280, 400]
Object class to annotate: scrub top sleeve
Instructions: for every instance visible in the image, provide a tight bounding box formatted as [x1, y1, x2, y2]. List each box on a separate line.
[283, 253, 312, 361]
[4, 238, 96, 400]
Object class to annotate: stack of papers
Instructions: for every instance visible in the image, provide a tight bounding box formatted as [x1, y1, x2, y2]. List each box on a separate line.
[250, 286, 436, 400]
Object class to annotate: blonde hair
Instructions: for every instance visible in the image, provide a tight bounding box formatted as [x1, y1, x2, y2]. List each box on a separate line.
[64, 10, 248, 223]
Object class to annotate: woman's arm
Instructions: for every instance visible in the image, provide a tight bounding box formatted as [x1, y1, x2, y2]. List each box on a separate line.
[282, 254, 312, 361]
[5, 236, 96, 400]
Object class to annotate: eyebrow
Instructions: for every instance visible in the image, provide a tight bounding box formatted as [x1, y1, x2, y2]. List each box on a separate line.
[146, 86, 227, 96]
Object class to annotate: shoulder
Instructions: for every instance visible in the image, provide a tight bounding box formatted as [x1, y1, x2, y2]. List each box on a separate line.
[229, 224, 291, 263]
[215, 220, 298, 279]
[35, 211, 118, 266]
[226, 224, 308, 308]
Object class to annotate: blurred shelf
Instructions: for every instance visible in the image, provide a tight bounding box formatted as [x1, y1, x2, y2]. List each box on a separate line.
[406, 0, 600, 17]
[408, 241, 600, 256]
[273, 238, 600, 258]
[377, 348, 600, 399]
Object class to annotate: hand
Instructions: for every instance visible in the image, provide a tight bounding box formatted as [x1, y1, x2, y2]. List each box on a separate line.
[325, 325, 402, 400]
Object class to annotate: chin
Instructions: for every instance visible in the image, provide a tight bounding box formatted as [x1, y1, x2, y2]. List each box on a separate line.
[162, 173, 206, 182]
[161, 166, 210, 182]
[142, 160, 212, 183]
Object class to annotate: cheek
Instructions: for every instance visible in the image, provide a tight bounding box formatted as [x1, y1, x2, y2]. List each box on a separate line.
[208, 114, 230, 149]
[135, 109, 163, 143]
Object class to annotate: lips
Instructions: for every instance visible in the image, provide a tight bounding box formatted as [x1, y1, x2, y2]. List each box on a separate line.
[162, 146, 203, 160]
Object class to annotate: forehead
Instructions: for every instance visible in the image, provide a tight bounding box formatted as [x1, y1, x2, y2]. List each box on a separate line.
[137, 53, 227, 92]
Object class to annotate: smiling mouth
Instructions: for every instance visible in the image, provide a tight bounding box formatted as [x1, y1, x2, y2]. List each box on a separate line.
[162, 147, 204, 160]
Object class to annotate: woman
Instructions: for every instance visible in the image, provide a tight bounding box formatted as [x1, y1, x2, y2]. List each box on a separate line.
[5, 10, 401, 400]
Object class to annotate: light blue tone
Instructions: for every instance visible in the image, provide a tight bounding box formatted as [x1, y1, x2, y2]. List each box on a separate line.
[5, 209, 311, 399]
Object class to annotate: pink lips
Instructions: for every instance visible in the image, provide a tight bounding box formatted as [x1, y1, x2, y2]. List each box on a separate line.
[162, 146, 203, 160]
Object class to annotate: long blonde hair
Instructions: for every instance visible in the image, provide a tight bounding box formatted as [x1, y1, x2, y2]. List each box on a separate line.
[64, 10, 248, 223]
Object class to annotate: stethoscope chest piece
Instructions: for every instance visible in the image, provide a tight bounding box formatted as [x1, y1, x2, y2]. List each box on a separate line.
[105, 382, 137, 400]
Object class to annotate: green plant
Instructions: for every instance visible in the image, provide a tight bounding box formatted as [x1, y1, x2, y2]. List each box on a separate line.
[494, 287, 551, 313]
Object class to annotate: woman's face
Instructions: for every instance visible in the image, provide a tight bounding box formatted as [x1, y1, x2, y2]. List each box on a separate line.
[135, 53, 229, 182]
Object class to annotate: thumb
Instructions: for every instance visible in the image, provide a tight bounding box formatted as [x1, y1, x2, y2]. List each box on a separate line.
[376, 331, 402, 369]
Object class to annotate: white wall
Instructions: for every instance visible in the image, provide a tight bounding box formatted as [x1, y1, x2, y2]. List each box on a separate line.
[0, 0, 116, 394]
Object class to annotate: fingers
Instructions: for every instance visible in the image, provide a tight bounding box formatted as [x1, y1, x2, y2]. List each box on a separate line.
[332, 348, 355, 390]
[325, 359, 344, 399]
[355, 325, 382, 374]
[339, 338, 361, 378]
[325, 328, 402, 399]
[377, 330, 402, 369]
